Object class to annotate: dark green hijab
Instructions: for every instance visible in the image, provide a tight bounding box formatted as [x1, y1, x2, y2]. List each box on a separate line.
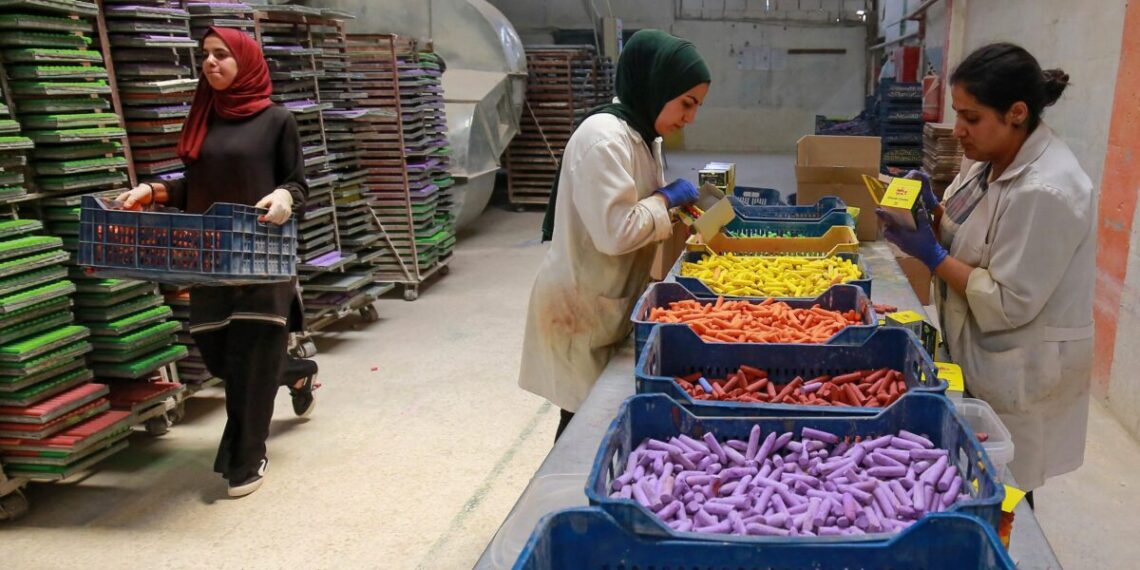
[541, 30, 711, 241]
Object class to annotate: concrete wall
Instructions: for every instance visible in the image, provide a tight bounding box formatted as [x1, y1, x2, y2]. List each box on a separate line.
[489, 0, 871, 152]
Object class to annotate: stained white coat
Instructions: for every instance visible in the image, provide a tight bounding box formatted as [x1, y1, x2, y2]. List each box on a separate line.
[519, 114, 673, 412]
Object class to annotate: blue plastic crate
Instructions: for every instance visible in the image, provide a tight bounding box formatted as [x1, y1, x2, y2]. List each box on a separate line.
[514, 507, 1014, 569]
[723, 210, 857, 238]
[669, 251, 873, 298]
[78, 196, 297, 285]
[635, 325, 945, 416]
[731, 186, 784, 206]
[729, 195, 847, 222]
[630, 282, 876, 362]
[587, 394, 1004, 543]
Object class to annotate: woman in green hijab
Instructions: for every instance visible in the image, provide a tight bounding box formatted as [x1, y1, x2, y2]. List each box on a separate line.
[520, 30, 711, 440]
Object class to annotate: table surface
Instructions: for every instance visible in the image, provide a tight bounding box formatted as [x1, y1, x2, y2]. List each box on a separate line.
[475, 242, 1062, 569]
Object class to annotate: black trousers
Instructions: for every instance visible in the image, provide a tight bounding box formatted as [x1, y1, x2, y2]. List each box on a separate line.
[193, 321, 289, 482]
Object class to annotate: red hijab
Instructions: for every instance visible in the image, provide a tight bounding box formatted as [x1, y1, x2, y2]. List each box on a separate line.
[177, 27, 273, 163]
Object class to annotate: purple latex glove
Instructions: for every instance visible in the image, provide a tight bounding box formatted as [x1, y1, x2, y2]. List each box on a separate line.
[878, 209, 948, 271]
[656, 178, 699, 209]
[905, 169, 939, 210]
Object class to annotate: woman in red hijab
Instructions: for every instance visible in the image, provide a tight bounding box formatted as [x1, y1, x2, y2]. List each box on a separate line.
[118, 27, 313, 498]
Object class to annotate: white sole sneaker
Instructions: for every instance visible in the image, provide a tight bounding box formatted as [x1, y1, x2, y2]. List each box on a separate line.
[227, 459, 267, 498]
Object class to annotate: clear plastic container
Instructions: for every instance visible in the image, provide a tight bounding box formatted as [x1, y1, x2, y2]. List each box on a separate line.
[488, 473, 589, 569]
[955, 398, 1015, 478]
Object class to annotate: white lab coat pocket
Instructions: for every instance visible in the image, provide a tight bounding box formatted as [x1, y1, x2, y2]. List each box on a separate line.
[965, 344, 1028, 414]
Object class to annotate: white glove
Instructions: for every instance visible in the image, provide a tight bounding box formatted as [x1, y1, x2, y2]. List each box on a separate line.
[115, 183, 155, 210]
[255, 188, 294, 225]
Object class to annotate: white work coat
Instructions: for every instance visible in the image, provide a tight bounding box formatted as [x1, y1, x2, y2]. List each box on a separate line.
[936, 124, 1095, 490]
[519, 113, 674, 412]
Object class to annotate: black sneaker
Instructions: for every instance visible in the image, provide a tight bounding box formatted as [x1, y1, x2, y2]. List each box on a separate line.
[228, 458, 267, 498]
[285, 358, 318, 418]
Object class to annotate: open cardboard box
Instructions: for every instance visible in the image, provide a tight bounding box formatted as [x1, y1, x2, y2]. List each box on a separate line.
[650, 220, 689, 281]
[795, 135, 882, 241]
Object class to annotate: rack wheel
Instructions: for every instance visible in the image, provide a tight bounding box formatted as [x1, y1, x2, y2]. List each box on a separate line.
[438, 265, 450, 276]
[360, 304, 380, 322]
[0, 489, 28, 522]
[167, 402, 186, 425]
[297, 339, 318, 358]
[403, 287, 419, 301]
[145, 415, 171, 436]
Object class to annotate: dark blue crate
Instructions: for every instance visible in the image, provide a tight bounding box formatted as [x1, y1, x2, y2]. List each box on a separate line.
[635, 325, 945, 416]
[630, 282, 876, 362]
[730, 195, 846, 222]
[669, 251, 873, 298]
[514, 507, 1014, 569]
[731, 186, 784, 206]
[723, 210, 856, 238]
[78, 196, 297, 285]
[586, 393, 1004, 542]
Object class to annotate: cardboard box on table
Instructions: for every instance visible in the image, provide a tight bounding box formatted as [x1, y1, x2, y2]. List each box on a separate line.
[650, 221, 688, 281]
[794, 135, 882, 241]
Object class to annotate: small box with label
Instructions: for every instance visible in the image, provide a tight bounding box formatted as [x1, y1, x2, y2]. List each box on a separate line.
[884, 309, 939, 357]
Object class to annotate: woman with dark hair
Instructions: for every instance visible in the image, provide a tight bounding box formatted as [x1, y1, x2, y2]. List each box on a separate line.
[882, 43, 1094, 501]
[116, 27, 316, 497]
[519, 30, 711, 440]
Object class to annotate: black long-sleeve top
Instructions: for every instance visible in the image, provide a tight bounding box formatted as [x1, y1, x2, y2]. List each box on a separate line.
[160, 104, 308, 332]
[162, 104, 308, 214]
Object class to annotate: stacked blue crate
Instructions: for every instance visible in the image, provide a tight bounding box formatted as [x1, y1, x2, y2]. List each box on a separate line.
[878, 80, 924, 170]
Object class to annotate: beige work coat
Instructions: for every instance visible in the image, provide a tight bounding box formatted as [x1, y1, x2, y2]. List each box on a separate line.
[518, 113, 674, 412]
[937, 124, 1095, 490]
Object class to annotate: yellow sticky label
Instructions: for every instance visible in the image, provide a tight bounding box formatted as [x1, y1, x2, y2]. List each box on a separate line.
[888, 310, 925, 325]
[878, 319, 886, 326]
[936, 362, 965, 393]
[881, 177, 923, 209]
[1002, 485, 1027, 512]
[971, 478, 979, 493]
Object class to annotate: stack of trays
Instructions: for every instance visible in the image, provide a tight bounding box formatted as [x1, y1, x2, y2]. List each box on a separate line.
[0, 2, 131, 196]
[103, 0, 197, 178]
[73, 276, 187, 382]
[0, 86, 35, 203]
[160, 286, 213, 384]
[0, 409, 133, 481]
[923, 122, 964, 185]
[0, 218, 113, 481]
[414, 49, 456, 266]
[186, 2, 253, 40]
[504, 45, 607, 207]
[345, 33, 453, 293]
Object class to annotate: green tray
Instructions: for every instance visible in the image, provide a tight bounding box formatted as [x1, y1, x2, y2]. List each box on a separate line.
[0, 354, 85, 391]
[0, 219, 44, 239]
[91, 343, 186, 379]
[72, 275, 144, 294]
[90, 320, 180, 350]
[0, 135, 34, 151]
[84, 305, 172, 337]
[33, 140, 119, 160]
[0, 265, 67, 298]
[36, 170, 128, 192]
[0, 365, 92, 407]
[0, 171, 23, 186]
[0, 13, 94, 32]
[0, 309, 71, 346]
[22, 112, 121, 129]
[0, 279, 74, 315]
[3, 437, 128, 480]
[2, 47, 102, 63]
[17, 97, 110, 114]
[89, 334, 174, 362]
[35, 155, 128, 175]
[0, 295, 71, 330]
[0, 324, 90, 362]
[0, 0, 98, 17]
[0, 251, 72, 282]
[0, 235, 64, 262]
[0, 428, 125, 466]
[0, 340, 91, 377]
[26, 126, 125, 143]
[74, 281, 155, 307]
[73, 293, 161, 322]
[8, 65, 106, 80]
[0, 31, 91, 49]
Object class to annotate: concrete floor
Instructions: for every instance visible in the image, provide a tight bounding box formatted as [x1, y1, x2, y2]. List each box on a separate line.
[3, 152, 1139, 569]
